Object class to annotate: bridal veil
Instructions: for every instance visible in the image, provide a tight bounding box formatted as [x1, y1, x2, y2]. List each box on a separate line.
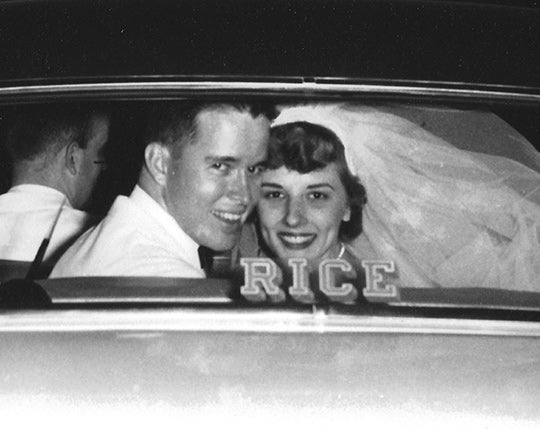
[272, 103, 540, 291]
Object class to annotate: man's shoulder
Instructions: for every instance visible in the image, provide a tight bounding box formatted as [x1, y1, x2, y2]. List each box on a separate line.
[51, 195, 205, 278]
[0, 186, 40, 211]
[57, 196, 146, 256]
[51, 229, 204, 278]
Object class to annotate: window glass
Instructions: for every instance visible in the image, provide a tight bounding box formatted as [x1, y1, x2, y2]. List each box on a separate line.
[1, 100, 539, 309]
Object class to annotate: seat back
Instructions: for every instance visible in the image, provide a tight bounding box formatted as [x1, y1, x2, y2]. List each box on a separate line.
[0, 260, 52, 283]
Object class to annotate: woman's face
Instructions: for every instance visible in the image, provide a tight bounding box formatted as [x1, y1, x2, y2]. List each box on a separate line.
[258, 163, 351, 262]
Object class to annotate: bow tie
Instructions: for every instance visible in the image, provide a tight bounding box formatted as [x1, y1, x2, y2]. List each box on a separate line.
[197, 246, 215, 272]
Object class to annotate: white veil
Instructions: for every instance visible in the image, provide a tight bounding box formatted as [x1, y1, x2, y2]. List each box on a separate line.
[272, 103, 540, 291]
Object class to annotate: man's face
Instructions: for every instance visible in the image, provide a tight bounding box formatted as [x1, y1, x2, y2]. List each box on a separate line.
[164, 108, 270, 251]
[74, 115, 110, 209]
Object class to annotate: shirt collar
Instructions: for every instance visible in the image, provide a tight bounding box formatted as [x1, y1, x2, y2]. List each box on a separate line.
[130, 185, 201, 271]
[8, 184, 73, 208]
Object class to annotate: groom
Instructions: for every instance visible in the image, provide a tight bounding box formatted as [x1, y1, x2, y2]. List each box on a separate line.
[52, 101, 275, 278]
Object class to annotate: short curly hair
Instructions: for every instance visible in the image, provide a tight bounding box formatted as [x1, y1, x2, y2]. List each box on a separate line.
[268, 121, 367, 241]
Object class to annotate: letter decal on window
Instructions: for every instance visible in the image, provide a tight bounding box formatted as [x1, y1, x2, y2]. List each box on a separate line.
[288, 258, 314, 302]
[362, 260, 399, 299]
[240, 258, 285, 302]
[319, 259, 358, 302]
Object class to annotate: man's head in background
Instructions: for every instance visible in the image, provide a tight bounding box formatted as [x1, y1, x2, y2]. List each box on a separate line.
[139, 101, 275, 252]
[3, 103, 110, 210]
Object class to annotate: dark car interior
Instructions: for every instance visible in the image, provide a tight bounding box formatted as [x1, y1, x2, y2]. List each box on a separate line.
[0, 97, 538, 316]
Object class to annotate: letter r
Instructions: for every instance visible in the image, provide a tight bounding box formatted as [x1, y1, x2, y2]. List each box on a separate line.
[240, 258, 284, 302]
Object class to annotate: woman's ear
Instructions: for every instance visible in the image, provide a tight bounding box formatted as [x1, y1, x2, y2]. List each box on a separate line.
[342, 205, 351, 222]
[144, 142, 170, 186]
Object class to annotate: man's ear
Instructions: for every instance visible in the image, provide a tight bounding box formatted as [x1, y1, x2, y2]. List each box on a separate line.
[65, 141, 83, 176]
[144, 142, 170, 186]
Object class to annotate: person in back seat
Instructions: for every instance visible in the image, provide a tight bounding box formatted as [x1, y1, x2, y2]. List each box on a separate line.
[0, 104, 110, 269]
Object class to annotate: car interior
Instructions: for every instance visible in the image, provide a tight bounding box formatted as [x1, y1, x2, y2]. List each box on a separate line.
[0, 96, 538, 314]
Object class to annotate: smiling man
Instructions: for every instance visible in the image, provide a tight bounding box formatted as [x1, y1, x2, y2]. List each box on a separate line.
[52, 102, 273, 278]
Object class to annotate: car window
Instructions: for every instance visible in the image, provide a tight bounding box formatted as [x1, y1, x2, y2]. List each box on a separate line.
[0, 98, 538, 313]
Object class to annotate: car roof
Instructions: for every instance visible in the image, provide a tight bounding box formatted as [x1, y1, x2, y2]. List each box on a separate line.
[0, 0, 538, 90]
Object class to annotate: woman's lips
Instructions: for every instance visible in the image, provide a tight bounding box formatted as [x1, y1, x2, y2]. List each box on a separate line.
[277, 232, 316, 249]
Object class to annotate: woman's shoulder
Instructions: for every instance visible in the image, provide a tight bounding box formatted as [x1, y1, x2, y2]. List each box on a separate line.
[344, 234, 377, 263]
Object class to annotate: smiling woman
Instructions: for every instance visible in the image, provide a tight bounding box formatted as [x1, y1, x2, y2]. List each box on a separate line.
[239, 120, 369, 302]
[257, 121, 366, 266]
[270, 103, 540, 292]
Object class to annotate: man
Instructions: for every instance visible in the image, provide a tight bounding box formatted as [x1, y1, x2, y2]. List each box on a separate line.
[51, 102, 273, 277]
[0, 104, 110, 268]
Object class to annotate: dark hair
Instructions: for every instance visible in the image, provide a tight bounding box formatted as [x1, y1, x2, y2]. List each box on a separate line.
[268, 121, 366, 241]
[144, 101, 277, 157]
[2, 103, 108, 162]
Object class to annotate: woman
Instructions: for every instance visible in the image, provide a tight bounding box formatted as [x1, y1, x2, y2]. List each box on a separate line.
[266, 103, 540, 291]
[239, 120, 370, 302]
[257, 121, 366, 265]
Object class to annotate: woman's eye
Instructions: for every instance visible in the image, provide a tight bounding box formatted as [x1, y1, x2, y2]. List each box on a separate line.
[309, 191, 328, 200]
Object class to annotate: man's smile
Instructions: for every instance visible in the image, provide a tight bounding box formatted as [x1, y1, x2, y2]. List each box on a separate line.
[211, 209, 246, 224]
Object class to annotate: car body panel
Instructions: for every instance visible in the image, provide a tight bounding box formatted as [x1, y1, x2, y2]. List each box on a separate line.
[0, 308, 539, 424]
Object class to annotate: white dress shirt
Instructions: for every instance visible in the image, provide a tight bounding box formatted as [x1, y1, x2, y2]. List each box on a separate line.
[51, 185, 204, 278]
[0, 185, 93, 265]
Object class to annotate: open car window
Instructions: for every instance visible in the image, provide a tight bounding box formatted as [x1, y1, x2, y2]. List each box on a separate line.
[1, 96, 539, 315]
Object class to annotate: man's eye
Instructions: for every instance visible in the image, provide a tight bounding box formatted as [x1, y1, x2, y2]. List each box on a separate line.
[248, 165, 266, 175]
[211, 163, 229, 172]
[263, 191, 284, 199]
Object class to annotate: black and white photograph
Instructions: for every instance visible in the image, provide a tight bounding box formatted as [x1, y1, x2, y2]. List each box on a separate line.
[0, 0, 539, 427]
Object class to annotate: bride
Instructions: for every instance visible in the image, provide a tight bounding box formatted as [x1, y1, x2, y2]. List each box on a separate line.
[271, 103, 540, 291]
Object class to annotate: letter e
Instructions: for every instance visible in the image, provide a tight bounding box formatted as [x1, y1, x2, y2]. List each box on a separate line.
[362, 260, 399, 299]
